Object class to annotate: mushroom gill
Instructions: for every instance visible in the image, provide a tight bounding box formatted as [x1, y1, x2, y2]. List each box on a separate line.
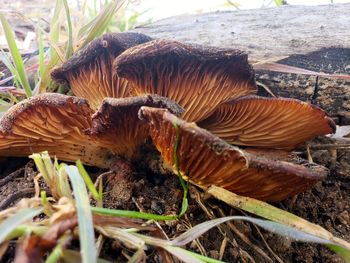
[139, 106, 328, 201]
[0, 93, 114, 168]
[51, 32, 152, 109]
[199, 96, 336, 149]
[90, 94, 184, 156]
[0, 93, 182, 168]
[114, 39, 257, 122]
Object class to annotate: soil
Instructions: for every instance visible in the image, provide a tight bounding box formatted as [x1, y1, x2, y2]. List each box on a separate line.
[0, 140, 349, 263]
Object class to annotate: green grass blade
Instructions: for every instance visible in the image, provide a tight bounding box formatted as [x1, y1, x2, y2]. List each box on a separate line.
[38, 55, 60, 93]
[0, 50, 23, 93]
[240, 217, 350, 262]
[327, 244, 350, 262]
[50, 0, 63, 55]
[76, 160, 99, 201]
[208, 186, 332, 237]
[274, 0, 283, 6]
[98, 177, 103, 207]
[37, 0, 63, 93]
[208, 186, 350, 262]
[30, 152, 51, 184]
[6, 225, 48, 241]
[0, 98, 10, 104]
[45, 235, 71, 263]
[61, 249, 111, 263]
[79, 0, 125, 48]
[137, 233, 219, 263]
[0, 50, 17, 80]
[91, 207, 176, 221]
[172, 216, 330, 246]
[77, 18, 97, 39]
[0, 13, 32, 97]
[65, 165, 97, 263]
[62, 0, 73, 59]
[0, 208, 42, 243]
[41, 191, 53, 216]
[173, 123, 189, 217]
[45, 245, 63, 263]
[38, 29, 45, 77]
[173, 216, 350, 262]
[161, 246, 205, 263]
[163, 246, 222, 263]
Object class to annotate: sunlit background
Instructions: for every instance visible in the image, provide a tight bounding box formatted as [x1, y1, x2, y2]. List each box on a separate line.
[1, 0, 350, 50]
[130, 0, 350, 22]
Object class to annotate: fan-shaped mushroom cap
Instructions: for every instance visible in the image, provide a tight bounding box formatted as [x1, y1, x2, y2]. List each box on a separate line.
[0, 93, 183, 167]
[90, 94, 184, 156]
[199, 96, 336, 149]
[0, 93, 115, 168]
[115, 39, 257, 122]
[51, 33, 152, 109]
[139, 107, 327, 201]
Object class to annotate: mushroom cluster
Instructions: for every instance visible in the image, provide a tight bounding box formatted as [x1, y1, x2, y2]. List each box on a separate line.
[0, 32, 335, 201]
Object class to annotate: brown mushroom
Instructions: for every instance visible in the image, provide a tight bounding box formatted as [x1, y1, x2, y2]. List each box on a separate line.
[0, 93, 182, 167]
[90, 94, 184, 156]
[0, 93, 114, 168]
[51, 33, 152, 109]
[199, 95, 336, 149]
[114, 39, 257, 122]
[139, 106, 328, 201]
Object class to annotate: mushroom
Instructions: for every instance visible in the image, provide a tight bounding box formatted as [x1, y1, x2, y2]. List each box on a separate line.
[113, 39, 335, 150]
[51, 32, 152, 109]
[114, 39, 257, 122]
[198, 95, 336, 149]
[0, 93, 113, 168]
[139, 106, 328, 201]
[2, 34, 336, 201]
[90, 94, 184, 156]
[0, 93, 182, 167]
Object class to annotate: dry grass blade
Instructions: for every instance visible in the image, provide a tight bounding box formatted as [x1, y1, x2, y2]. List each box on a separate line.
[0, 75, 14, 86]
[14, 217, 78, 263]
[161, 246, 205, 263]
[0, 208, 42, 244]
[95, 225, 145, 250]
[208, 185, 350, 261]
[127, 247, 147, 263]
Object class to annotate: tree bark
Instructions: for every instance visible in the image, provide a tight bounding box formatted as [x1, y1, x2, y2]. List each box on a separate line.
[133, 4, 350, 124]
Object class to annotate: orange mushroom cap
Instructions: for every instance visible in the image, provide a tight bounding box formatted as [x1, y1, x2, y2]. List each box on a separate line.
[114, 39, 257, 122]
[139, 106, 328, 201]
[199, 95, 336, 149]
[51, 33, 152, 109]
